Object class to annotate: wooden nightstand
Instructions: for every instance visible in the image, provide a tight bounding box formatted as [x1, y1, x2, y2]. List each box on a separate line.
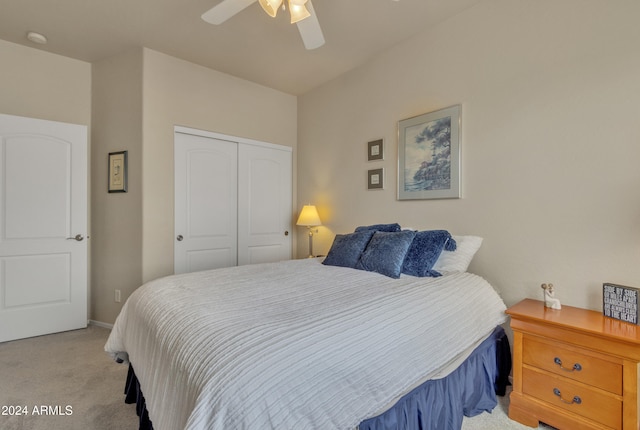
[506, 299, 640, 430]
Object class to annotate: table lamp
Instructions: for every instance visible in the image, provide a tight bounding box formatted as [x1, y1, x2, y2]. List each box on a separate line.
[296, 205, 322, 258]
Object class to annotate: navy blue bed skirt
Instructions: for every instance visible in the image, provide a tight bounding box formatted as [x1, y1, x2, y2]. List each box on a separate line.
[359, 326, 511, 430]
[124, 326, 511, 430]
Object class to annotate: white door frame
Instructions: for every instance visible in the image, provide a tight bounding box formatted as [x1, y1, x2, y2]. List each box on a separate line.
[174, 126, 293, 154]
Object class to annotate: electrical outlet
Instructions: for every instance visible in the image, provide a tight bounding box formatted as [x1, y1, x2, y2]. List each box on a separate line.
[115, 289, 121, 303]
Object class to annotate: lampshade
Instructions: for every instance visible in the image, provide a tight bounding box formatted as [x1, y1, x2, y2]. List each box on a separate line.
[259, 0, 283, 17]
[288, 0, 310, 23]
[296, 205, 321, 226]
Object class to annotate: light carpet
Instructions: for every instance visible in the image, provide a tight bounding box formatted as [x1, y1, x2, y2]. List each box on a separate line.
[0, 325, 552, 430]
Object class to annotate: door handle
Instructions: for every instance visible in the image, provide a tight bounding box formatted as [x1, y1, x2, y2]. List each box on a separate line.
[177, 235, 184, 241]
[66, 234, 84, 241]
[284, 231, 289, 236]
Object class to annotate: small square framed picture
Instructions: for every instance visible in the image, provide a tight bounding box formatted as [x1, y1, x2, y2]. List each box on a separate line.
[368, 168, 384, 190]
[367, 139, 384, 161]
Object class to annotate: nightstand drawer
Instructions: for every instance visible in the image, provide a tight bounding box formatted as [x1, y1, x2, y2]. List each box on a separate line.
[523, 336, 622, 395]
[522, 367, 622, 430]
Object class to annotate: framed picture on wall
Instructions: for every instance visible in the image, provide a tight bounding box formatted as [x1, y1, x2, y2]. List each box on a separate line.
[108, 151, 128, 193]
[368, 168, 384, 190]
[398, 105, 461, 200]
[367, 139, 384, 161]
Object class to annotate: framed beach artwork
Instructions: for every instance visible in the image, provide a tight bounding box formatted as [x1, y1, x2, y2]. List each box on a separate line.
[397, 105, 461, 200]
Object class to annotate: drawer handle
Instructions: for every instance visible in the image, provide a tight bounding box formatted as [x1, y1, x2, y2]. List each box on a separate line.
[554, 357, 582, 372]
[553, 388, 582, 405]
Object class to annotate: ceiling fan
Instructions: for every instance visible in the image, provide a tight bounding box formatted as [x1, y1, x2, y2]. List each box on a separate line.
[202, 0, 325, 50]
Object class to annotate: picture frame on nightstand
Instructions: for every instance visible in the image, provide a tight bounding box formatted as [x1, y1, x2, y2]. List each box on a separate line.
[603, 282, 639, 324]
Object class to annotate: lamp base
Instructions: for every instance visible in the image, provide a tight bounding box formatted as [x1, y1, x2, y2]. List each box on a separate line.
[307, 228, 315, 258]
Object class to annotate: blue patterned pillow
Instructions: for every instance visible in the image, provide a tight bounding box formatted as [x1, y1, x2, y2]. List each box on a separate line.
[354, 223, 401, 233]
[322, 230, 376, 268]
[402, 230, 457, 277]
[355, 230, 416, 278]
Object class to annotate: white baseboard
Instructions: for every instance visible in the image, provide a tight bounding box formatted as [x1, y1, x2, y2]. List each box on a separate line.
[89, 320, 114, 330]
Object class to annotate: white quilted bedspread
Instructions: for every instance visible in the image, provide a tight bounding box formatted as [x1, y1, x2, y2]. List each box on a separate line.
[105, 259, 507, 430]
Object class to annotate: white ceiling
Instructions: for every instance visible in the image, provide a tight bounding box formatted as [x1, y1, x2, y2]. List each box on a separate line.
[0, 0, 483, 95]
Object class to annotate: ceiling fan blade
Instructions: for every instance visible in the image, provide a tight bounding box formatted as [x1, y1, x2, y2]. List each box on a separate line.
[202, 0, 257, 25]
[296, 0, 325, 50]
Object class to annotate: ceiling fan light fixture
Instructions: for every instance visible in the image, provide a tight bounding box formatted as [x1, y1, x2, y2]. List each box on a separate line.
[259, 0, 283, 17]
[201, 0, 324, 50]
[288, 0, 310, 23]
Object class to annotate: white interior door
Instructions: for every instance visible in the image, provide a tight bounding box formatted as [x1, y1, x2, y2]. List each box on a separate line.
[238, 143, 292, 265]
[174, 132, 238, 274]
[0, 114, 88, 343]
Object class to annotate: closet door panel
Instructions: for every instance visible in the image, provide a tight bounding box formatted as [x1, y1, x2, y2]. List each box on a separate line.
[174, 132, 238, 274]
[238, 143, 292, 265]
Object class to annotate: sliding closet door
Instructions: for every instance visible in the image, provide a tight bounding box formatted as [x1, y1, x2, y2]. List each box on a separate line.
[174, 132, 238, 274]
[175, 128, 293, 274]
[237, 143, 292, 265]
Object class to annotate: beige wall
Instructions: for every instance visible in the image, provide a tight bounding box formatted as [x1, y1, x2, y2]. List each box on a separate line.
[297, 0, 640, 310]
[141, 49, 298, 284]
[91, 49, 144, 324]
[0, 40, 91, 124]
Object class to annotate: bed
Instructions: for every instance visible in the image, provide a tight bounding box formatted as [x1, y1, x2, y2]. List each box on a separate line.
[105, 228, 510, 430]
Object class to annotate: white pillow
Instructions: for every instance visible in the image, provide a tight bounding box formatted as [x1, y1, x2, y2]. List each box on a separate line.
[432, 235, 483, 273]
